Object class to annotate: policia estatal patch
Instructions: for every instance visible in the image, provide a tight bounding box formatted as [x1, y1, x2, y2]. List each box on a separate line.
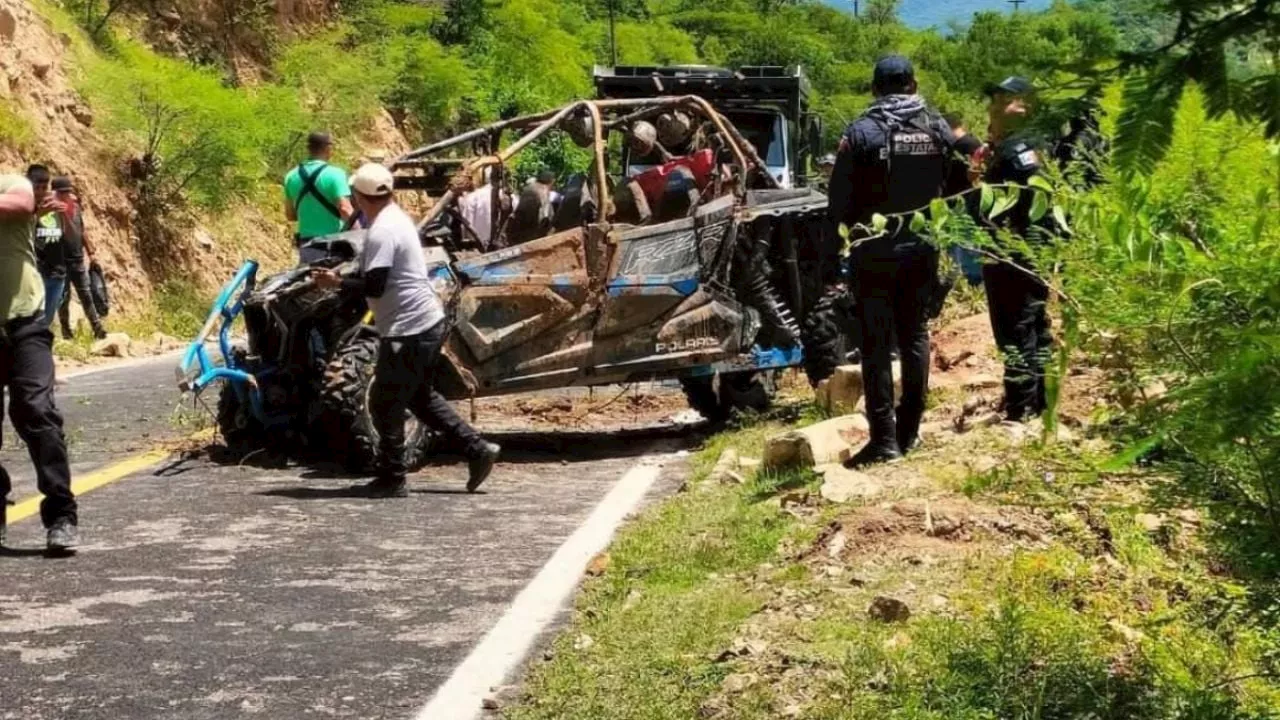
[892, 131, 942, 157]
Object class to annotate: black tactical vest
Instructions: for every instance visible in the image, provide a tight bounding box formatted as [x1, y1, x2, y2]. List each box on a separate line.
[861, 110, 953, 219]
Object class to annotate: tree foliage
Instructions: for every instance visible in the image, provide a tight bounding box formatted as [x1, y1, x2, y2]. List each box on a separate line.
[1110, 0, 1280, 172]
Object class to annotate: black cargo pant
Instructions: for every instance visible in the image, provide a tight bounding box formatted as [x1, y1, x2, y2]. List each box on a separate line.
[854, 239, 937, 447]
[0, 315, 76, 527]
[370, 320, 482, 481]
[983, 260, 1053, 420]
[58, 259, 105, 338]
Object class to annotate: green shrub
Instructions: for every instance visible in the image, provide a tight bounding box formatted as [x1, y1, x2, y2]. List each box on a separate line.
[382, 37, 475, 141]
[115, 277, 206, 341]
[1052, 89, 1280, 572]
[88, 43, 278, 212]
[273, 29, 392, 161]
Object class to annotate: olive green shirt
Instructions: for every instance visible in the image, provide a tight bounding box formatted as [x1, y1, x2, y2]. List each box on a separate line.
[0, 175, 43, 323]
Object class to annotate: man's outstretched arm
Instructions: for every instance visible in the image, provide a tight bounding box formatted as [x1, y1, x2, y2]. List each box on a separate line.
[0, 180, 35, 219]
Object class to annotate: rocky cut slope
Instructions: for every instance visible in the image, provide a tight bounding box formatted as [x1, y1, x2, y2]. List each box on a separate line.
[0, 0, 404, 325]
[0, 0, 146, 307]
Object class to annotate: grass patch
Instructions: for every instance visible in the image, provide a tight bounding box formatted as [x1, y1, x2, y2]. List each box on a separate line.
[506, 423, 812, 720]
[801, 540, 1280, 719]
[0, 98, 36, 153]
[114, 277, 206, 341]
[53, 332, 95, 362]
[508, 409, 1280, 719]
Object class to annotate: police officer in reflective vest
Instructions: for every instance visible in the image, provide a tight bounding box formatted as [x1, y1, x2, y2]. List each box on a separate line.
[829, 56, 967, 468]
[980, 77, 1056, 423]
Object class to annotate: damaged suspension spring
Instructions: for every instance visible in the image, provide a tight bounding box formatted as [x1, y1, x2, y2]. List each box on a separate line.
[734, 221, 801, 349]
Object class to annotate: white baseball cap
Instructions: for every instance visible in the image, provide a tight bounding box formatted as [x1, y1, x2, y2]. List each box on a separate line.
[349, 163, 395, 197]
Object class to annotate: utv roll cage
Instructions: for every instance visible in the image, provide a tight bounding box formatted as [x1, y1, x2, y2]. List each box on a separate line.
[593, 65, 823, 188]
[387, 95, 781, 243]
[592, 65, 810, 120]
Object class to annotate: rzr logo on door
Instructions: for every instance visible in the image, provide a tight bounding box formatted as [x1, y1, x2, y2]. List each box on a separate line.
[656, 337, 719, 353]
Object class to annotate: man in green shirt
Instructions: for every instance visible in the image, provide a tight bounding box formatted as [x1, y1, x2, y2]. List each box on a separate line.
[283, 131, 354, 263]
[0, 172, 78, 553]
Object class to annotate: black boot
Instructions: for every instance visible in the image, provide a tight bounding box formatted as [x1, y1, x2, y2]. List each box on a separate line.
[361, 476, 408, 498]
[466, 441, 501, 492]
[896, 408, 922, 454]
[845, 439, 903, 468]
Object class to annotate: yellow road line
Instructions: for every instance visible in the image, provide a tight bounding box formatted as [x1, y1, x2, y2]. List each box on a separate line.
[7, 448, 172, 525]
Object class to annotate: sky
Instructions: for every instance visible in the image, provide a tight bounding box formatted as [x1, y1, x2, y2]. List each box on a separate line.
[820, 0, 1055, 28]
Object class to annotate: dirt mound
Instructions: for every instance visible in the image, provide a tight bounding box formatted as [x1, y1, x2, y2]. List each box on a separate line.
[811, 497, 1050, 566]
[470, 388, 692, 432]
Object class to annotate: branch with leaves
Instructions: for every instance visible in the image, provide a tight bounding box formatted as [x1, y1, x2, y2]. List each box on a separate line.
[836, 179, 1077, 307]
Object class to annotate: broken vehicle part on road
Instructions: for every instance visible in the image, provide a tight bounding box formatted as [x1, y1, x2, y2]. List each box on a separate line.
[178, 96, 849, 469]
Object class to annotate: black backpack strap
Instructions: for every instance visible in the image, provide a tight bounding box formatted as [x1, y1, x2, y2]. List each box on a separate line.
[296, 163, 343, 220]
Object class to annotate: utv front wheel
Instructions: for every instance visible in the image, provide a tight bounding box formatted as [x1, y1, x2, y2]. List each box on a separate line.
[216, 381, 264, 455]
[679, 371, 775, 424]
[322, 335, 431, 472]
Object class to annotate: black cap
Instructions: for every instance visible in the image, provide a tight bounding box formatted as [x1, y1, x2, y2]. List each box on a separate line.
[51, 176, 74, 192]
[985, 76, 1035, 97]
[873, 55, 915, 93]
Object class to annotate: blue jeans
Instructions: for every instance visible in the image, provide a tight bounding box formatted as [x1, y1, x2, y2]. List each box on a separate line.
[42, 276, 66, 327]
[949, 245, 985, 286]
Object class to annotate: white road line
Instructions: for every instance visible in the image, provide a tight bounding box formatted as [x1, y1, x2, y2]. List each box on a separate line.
[413, 459, 668, 720]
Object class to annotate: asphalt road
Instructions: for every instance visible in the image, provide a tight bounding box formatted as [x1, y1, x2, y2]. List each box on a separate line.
[1, 355, 693, 719]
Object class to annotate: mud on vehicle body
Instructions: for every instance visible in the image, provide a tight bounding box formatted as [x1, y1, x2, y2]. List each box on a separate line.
[178, 96, 848, 467]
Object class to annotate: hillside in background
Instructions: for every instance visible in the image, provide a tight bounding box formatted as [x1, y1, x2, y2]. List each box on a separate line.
[0, 0, 1130, 335]
[821, 0, 1054, 27]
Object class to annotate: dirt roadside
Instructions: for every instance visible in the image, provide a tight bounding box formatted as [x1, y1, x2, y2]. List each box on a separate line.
[499, 312, 1280, 719]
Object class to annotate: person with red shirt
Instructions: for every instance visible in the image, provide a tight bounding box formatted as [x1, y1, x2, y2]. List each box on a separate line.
[52, 177, 106, 340]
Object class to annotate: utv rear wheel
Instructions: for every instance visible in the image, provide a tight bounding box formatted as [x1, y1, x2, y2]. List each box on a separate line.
[679, 371, 775, 424]
[722, 371, 775, 414]
[322, 335, 430, 472]
[680, 376, 726, 424]
[802, 286, 858, 386]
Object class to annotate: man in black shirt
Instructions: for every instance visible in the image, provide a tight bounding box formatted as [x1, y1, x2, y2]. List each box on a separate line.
[828, 56, 968, 467]
[27, 165, 66, 329]
[979, 77, 1056, 422]
[53, 177, 107, 340]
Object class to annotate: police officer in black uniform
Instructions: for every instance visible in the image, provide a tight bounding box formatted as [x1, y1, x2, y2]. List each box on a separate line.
[980, 77, 1055, 422]
[829, 56, 967, 467]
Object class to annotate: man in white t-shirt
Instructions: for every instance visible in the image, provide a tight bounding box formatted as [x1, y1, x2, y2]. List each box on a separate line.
[458, 183, 493, 248]
[312, 164, 499, 498]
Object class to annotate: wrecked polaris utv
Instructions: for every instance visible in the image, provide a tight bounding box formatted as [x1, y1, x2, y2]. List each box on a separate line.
[178, 95, 846, 468]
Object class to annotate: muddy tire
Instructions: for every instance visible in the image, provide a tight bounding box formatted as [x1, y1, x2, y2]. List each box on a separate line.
[680, 375, 727, 424]
[216, 380, 263, 454]
[321, 335, 430, 472]
[679, 371, 775, 424]
[802, 286, 857, 386]
[722, 371, 775, 414]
